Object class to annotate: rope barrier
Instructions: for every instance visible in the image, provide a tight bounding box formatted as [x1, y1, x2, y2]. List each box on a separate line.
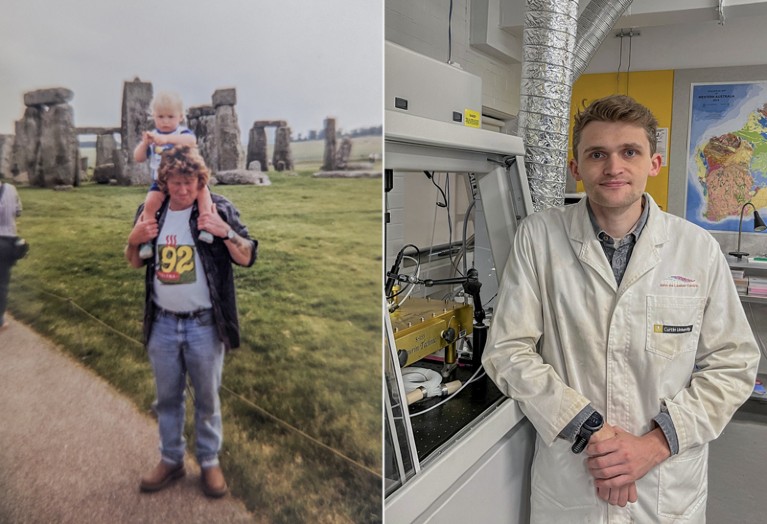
[11, 281, 381, 480]
[219, 384, 381, 478]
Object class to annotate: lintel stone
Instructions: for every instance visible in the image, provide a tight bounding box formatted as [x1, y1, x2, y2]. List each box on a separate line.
[24, 88, 74, 106]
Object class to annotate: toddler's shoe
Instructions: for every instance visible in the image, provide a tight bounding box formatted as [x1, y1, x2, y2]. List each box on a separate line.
[139, 243, 154, 259]
[199, 230, 214, 244]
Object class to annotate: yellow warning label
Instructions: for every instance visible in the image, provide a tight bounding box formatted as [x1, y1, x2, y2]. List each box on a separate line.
[464, 109, 480, 128]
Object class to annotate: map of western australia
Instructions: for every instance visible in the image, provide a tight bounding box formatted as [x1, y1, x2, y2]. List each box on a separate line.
[687, 82, 767, 231]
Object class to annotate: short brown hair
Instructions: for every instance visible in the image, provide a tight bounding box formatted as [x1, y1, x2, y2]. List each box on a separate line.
[572, 95, 658, 160]
[156, 145, 210, 192]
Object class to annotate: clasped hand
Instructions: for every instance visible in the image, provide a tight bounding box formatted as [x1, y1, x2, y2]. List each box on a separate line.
[196, 205, 228, 238]
[584, 422, 670, 507]
[141, 131, 174, 147]
[129, 215, 158, 246]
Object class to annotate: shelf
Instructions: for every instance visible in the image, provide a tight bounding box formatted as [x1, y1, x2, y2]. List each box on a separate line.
[739, 294, 767, 305]
[730, 261, 767, 304]
[728, 260, 767, 271]
[749, 374, 767, 404]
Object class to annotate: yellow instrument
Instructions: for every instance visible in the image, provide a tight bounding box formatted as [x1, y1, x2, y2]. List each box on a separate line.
[390, 297, 473, 370]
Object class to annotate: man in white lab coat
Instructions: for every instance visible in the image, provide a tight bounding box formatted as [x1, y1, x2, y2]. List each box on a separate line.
[483, 94, 760, 523]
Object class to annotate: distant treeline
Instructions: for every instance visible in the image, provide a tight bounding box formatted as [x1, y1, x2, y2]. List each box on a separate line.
[294, 124, 382, 142]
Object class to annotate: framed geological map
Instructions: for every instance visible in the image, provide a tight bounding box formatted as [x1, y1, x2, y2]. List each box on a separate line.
[686, 81, 767, 232]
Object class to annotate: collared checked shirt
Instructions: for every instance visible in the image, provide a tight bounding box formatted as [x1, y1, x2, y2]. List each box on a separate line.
[587, 194, 650, 286]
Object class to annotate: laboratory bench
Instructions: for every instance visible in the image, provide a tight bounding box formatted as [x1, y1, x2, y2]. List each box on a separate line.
[406, 359, 505, 462]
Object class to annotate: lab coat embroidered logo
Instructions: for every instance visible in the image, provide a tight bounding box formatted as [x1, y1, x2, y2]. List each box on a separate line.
[654, 324, 694, 334]
[659, 275, 699, 288]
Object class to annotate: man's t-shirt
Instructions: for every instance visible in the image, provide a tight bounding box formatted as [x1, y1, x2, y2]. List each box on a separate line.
[153, 206, 212, 313]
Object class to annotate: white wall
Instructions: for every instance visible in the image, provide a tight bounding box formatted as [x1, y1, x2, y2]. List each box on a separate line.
[385, 0, 521, 118]
[585, 14, 767, 75]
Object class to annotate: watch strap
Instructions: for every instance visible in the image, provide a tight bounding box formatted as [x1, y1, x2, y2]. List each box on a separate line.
[571, 411, 603, 454]
[571, 434, 590, 454]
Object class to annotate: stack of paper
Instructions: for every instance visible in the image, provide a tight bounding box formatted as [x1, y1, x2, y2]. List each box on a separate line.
[747, 276, 767, 297]
[734, 277, 749, 295]
[731, 269, 748, 295]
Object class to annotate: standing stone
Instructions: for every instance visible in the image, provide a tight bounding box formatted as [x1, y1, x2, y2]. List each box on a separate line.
[322, 117, 337, 171]
[335, 137, 353, 170]
[93, 133, 119, 184]
[120, 78, 153, 185]
[0, 134, 14, 179]
[214, 89, 243, 171]
[37, 103, 80, 187]
[112, 149, 126, 185]
[95, 133, 117, 167]
[187, 105, 217, 172]
[13, 90, 80, 188]
[272, 125, 293, 172]
[247, 124, 268, 173]
[12, 106, 41, 183]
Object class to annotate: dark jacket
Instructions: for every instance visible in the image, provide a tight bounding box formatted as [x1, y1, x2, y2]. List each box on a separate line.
[134, 193, 257, 350]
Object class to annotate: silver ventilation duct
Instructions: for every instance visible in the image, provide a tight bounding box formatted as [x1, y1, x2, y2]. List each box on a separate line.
[573, 0, 634, 82]
[519, 0, 632, 210]
[518, 0, 579, 212]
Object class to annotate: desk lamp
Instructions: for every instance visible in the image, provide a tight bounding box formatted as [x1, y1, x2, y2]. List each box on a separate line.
[729, 201, 767, 260]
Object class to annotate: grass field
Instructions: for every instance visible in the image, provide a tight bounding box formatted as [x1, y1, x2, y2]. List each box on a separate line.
[7, 169, 383, 523]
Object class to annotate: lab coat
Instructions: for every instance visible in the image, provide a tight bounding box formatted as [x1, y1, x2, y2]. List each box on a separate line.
[483, 195, 759, 523]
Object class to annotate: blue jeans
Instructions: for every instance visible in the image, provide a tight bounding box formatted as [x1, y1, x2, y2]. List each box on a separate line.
[147, 308, 224, 468]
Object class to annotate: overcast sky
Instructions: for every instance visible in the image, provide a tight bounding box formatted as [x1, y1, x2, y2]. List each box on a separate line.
[0, 0, 382, 140]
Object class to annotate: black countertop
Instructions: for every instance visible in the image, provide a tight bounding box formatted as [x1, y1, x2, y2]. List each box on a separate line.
[408, 360, 505, 461]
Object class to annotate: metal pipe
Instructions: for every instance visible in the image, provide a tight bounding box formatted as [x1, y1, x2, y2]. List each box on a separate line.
[519, 0, 632, 210]
[572, 0, 634, 83]
[518, 0, 579, 211]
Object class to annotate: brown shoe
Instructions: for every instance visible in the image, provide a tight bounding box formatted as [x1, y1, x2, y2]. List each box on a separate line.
[201, 465, 228, 498]
[139, 461, 185, 492]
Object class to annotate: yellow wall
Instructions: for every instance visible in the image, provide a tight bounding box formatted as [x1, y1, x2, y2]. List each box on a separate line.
[569, 70, 674, 210]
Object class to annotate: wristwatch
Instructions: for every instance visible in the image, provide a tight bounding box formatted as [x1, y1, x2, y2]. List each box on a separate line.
[225, 229, 236, 241]
[571, 411, 604, 454]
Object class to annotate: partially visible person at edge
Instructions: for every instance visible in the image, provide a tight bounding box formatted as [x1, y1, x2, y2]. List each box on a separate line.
[0, 179, 22, 331]
[482, 94, 759, 522]
[125, 145, 257, 497]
